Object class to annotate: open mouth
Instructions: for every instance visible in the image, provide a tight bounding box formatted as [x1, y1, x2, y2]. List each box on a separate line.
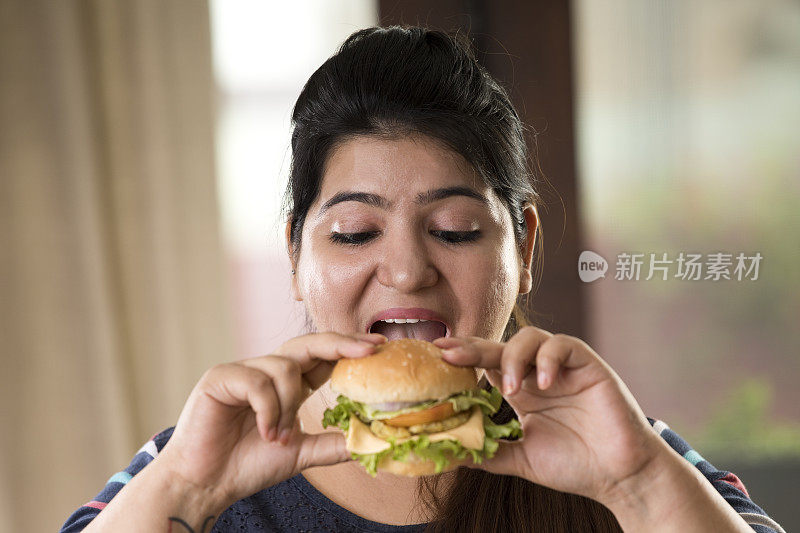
[369, 319, 449, 342]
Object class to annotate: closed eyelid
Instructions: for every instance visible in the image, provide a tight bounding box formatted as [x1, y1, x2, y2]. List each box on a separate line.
[431, 219, 481, 230]
[327, 228, 481, 247]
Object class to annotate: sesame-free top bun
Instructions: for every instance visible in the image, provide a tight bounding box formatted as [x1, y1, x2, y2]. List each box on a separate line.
[330, 338, 478, 404]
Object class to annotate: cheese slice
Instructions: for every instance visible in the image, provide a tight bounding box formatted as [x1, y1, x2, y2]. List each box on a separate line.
[345, 405, 485, 455]
[346, 415, 392, 454]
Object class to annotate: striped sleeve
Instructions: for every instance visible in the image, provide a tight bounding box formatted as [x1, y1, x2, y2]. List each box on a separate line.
[59, 427, 175, 532]
[648, 418, 786, 533]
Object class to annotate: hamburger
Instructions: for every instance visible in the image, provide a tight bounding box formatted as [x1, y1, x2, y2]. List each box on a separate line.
[322, 339, 522, 477]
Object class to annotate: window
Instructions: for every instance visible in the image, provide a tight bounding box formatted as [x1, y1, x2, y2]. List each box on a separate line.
[210, 0, 378, 356]
[574, 0, 800, 462]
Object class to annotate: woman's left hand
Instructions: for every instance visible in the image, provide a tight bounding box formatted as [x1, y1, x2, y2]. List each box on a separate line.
[432, 326, 665, 507]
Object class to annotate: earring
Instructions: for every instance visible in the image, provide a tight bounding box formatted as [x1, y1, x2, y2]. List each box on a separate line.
[291, 269, 296, 275]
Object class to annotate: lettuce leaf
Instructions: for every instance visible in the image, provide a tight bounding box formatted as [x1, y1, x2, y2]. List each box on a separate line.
[323, 387, 522, 476]
[350, 414, 522, 476]
[447, 387, 502, 415]
[321, 395, 361, 431]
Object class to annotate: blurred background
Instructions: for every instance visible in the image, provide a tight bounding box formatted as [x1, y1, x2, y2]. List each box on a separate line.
[1, 0, 797, 531]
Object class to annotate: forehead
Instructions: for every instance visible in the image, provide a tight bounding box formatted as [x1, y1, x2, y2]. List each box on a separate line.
[317, 135, 488, 202]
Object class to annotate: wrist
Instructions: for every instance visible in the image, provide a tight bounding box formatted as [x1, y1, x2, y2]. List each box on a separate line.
[600, 434, 690, 528]
[600, 435, 751, 532]
[82, 453, 230, 533]
[150, 452, 233, 514]
[596, 432, 668, 504]
[145, 454, 231, 525]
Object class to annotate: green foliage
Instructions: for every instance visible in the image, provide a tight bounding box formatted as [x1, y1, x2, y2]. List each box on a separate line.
[690, 378, 800, 460]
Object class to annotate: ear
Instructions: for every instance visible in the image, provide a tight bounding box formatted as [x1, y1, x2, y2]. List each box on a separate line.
[519, 203, 539, 295]
[285, 219, 303, 302]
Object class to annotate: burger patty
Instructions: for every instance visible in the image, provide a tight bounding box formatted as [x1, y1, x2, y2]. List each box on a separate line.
[370, 409, 473, 439]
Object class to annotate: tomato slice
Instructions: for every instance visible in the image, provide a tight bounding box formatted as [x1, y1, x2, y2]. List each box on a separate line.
[383, 401, 456, 427]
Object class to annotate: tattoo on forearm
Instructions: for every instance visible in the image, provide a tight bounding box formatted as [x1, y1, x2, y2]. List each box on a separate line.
[167, 515, 216, 533]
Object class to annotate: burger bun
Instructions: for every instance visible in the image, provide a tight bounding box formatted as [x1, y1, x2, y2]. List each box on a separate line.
[330, 338, 478, 404]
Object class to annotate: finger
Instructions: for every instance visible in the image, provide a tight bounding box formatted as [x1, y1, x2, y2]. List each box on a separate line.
[354, 332, 389, 344]
[203, 364, 281, 441]
[240, 357, 304, 443]
[434, 329, 552, 395]
[535, 334, 593, 390]
[303, 362, 338, 391]
[433, 336, 505, 370]
[500, 327, 553, 395]
[275, 332, 385, 373]
[295, 431, 351, 470]
[486, 368, 503, 390]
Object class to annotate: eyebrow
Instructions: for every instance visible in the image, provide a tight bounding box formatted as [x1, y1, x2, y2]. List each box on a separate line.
[317, 186, 489, 215]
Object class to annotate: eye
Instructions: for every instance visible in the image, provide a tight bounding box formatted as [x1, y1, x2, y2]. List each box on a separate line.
[431, 230, 481, 244]
[329, 231, 379, 246]
[328, 229, 481, 246]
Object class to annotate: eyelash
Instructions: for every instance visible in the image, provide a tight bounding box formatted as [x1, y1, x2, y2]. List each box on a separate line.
[328, 230, 481, 246]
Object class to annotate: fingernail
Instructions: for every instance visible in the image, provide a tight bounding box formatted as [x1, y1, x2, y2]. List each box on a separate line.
[267, 427, 277, 441]
[503, 374, 514, 395]
[354, 341, 378, 353]
[538, 370, 549, 389]
[278, 429, 291, 445]
[357, 333, 386, 343]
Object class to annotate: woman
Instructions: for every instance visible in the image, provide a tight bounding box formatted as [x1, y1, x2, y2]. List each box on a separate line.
[62, 26, 783, 532]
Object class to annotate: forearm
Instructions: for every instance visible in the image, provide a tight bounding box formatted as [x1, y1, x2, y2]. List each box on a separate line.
[605, 437, 752, 532]
[83, 455, 226, 533]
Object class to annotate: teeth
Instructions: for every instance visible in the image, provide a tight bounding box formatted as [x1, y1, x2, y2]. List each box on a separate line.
[379, 318, 429, 324]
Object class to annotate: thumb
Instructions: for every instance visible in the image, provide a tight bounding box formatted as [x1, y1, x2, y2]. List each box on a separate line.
[296, 431, 351, 470]
[469, 440, 529, 479]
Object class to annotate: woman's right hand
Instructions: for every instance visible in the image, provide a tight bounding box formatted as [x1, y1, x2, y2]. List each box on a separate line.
[153, 332, 386, 511]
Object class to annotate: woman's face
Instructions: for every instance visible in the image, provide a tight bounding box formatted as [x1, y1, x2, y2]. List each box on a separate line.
[289, 135, 535, 342]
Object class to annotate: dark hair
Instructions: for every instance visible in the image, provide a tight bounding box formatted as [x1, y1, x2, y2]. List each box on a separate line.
[283, 25, 620, 532]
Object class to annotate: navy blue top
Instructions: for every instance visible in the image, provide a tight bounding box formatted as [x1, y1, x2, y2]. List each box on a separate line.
[213, 473, 425, 532]
[61, 421, 785, 532]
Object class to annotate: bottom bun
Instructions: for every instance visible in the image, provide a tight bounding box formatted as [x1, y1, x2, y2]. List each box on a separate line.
[377, 451, 472, 477]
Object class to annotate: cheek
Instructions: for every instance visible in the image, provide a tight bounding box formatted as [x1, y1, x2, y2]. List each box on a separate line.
[479, 252, 517, 308]
[296, 238, 371, 329]
[457, 237, 519, 336]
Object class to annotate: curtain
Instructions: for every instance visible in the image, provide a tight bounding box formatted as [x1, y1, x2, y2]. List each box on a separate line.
[0, 1, 234, 530]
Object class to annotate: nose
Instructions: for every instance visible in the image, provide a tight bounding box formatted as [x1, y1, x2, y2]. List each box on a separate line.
[375, 230, 438, 293]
